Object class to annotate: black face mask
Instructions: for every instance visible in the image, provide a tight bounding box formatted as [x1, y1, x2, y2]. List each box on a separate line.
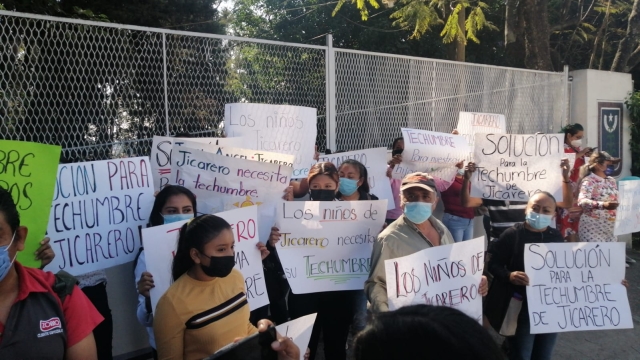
[200, 254, 235, 278]
[392, 148, 404, 156]
[310, 189, 336, 201]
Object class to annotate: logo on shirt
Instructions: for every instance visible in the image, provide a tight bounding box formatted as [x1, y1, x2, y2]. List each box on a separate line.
[40, 317, 62, 332]
[37, 317, 64, 338]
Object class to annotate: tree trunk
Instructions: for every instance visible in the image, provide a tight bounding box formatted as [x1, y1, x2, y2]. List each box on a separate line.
[456, 7, 466, 62]
[589, 0, 611, 69]
[611, 0, 640, 72]
[522, 0, 554, 70]
[505, 0, 526, 68]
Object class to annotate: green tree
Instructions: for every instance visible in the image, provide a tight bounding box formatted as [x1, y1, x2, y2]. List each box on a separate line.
[0, 0, 227, 160]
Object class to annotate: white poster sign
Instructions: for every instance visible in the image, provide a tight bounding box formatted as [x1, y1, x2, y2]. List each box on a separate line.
[456, 112, 507, 147]
[614, 180, 640, 235]
[171, 146, 292, 242]
[319, 148, 394, 210]
[275, 314, 317, 360]
[525, 242, 632, 333]
[392, 128, 470, 180]
[275, 200, 387, 294]
[45, 158, 154, 275]
[150, 136, 243, 191]
[470, 133, 564, 201]
[384, 237, 485, 322]
[224, 103, 317, 179]
[143, 206, 269, 312]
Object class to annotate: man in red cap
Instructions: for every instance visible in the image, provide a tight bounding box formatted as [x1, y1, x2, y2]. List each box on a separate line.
[365, 172, 488, 312]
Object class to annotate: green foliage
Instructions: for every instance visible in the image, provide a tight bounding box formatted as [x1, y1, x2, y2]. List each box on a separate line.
[624, 91, 640, 176]
[465, 2, 497, 43]
[336, 0, 497, 46]
[333, 0, 381, 21]
[390, 0, 442, 39]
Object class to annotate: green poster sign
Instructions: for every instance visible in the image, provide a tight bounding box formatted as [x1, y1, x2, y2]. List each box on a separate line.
[0, 141, 61, 268]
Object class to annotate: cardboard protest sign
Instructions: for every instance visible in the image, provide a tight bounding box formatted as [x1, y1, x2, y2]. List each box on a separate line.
[456, 112, 507, 147]
[319, 148, 394, 210]
[0, 141, 61, 267]
[384, 237, 485, 322]
[150, 136, 243, 192]
[614, 180, 640, 235]
[470, 133, 564, 201]
[524, 242, 632, 334]
[392, 128, 470, 180]
[45, 157, 154, 275]
[143, 206, 269, 312]
[275, 314, 317, 360]
[275, 200, 387, 294]
[171, 146, 292, 242]
[224, 103, 317, 179]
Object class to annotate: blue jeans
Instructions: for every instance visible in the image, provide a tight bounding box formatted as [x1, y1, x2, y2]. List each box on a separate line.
[442, 213, 474, 242]
[508, 302, 558, 360]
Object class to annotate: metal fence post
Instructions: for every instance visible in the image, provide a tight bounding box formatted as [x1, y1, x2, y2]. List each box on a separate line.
[162, 33, 170, 136]
[326, 34, 337, 152]
[562, 64, 570, 129]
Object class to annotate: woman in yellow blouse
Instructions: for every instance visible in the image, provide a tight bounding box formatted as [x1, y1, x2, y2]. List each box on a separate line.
[154, 215, 257, 360]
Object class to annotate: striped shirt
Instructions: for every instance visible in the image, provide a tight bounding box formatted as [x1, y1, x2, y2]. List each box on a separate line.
[482, 199, 527, 239]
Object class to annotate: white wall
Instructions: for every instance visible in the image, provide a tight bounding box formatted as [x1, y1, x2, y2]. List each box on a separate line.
[106, 262, 151, 359]
[570, 69, 634, 245]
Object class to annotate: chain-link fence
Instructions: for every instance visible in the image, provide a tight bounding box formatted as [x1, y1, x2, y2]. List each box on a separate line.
[0, 10, 567, 161]
[0, 11, 326, 161]
[333, 49, 567, 151]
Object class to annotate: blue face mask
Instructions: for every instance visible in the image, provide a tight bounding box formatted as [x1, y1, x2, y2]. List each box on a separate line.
[526, 211, 553, 230]
[0, 232, 17, 283]
[339, 177, 359, 196]
[403, 202, 433, 224]
[162, 213, 194, 224]
[605, 165, 614, 176]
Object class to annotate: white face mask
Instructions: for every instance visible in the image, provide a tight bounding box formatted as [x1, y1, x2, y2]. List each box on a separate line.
[570, 139, 582, 148]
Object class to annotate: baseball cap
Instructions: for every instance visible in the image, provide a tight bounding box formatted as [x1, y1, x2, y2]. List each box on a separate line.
[400, 172, 436, 193]
[589, 151, 620, 166]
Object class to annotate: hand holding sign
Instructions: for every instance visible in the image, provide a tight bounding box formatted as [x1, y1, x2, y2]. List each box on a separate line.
[384, 237, 485, 322]
[470, 133, 564, 201]
[524, 242, 632, 333]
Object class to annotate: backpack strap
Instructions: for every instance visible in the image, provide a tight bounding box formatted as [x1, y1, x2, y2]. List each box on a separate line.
[52, 270, 79, 304]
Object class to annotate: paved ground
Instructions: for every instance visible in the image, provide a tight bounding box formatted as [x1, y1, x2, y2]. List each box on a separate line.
[315, 249, 640, 360]
[552, 249, 640, 360]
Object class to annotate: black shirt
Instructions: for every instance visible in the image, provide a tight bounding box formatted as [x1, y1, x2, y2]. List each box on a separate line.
[487, 222, 563, 298]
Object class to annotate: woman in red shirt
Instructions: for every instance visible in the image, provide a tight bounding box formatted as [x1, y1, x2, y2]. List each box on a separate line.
[441, 162, 479, 242]
[0, 187, 103, 360]
[558, 123, 594, 242]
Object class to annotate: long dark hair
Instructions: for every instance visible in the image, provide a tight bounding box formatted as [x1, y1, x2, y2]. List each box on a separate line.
[307, 162, 339, 186]
[561, 123, 584, 144]
[354, 305, 502, 360]
[149, 186, 197, 227]
[171, 215, 232, 281]
[339, 159, 371, 194]
[0, 187, 20, 233]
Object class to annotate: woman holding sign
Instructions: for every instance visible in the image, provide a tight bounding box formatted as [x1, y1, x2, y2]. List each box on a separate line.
[270, 162, 358, 360]
[485, 192, 564, 360]
[135, 185, 197, 358]
[154, 215, 259, 359]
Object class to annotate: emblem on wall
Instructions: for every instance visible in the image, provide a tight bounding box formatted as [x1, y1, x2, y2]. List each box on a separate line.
[598, 102, 623, 177]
